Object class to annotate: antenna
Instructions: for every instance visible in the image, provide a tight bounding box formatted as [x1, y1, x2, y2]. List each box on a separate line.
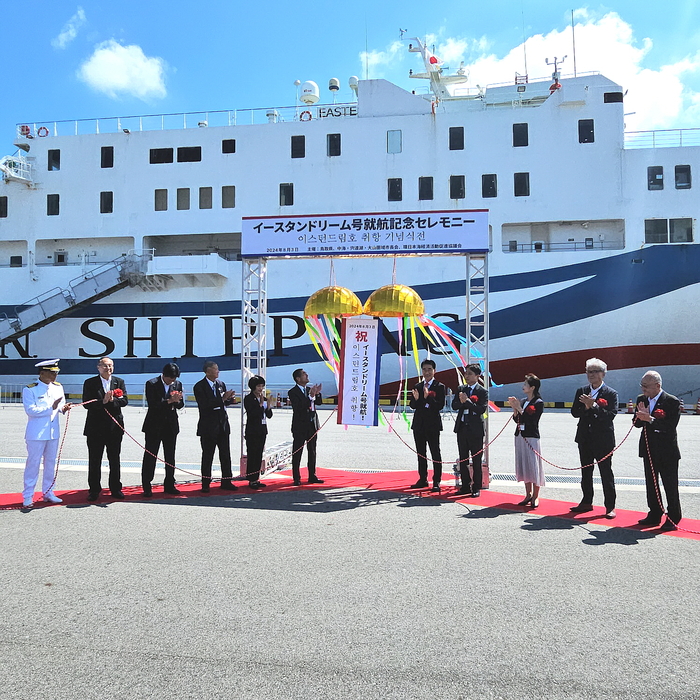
[365, 20, 369, 80]
[571, 9, 577, 77]
[521, 1, 528, 77]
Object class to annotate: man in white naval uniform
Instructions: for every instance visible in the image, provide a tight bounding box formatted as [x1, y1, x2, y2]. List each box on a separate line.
[22, 359, 73, 507]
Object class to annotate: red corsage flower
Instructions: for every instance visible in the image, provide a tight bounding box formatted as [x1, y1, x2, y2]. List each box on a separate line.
[525, 404, 537, 415]
[427, 390, 436, 398]
[112, 388, 124, 398]
[470, 394, 479, 403]
[597, 398, 608, 408]
[652, 408, 665, 419]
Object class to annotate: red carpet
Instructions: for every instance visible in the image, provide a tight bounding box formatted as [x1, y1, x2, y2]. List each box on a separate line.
[3, 467, 699, 540]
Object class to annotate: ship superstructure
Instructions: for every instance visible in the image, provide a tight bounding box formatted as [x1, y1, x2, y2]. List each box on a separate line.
[1, 39, 699, 403]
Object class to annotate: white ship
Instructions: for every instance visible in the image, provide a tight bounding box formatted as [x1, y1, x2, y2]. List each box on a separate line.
[1, 39, 698, 404]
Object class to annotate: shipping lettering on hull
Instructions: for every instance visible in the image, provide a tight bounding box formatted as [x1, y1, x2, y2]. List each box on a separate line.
[242, 209, 490, 258]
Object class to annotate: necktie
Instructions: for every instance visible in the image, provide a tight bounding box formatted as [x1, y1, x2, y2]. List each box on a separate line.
[213, 382, 218, 396]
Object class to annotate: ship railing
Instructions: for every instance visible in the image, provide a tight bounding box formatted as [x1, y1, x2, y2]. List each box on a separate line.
[624, 128, 700, 149]
[15, 103, 358, 139]
[503, 240, 624, 253]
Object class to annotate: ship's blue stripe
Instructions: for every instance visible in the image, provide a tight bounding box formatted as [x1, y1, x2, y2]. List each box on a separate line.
[2, 246, 699, 377]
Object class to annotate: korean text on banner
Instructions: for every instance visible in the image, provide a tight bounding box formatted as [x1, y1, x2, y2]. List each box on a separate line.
[338, 318, 381, 426]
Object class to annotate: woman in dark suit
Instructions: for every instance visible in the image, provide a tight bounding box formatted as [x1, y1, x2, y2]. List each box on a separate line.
[244, 375, 273, 489]
[507, 374, 545, 507]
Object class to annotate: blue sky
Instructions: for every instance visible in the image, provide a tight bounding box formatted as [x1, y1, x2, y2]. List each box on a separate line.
[2, 1, 700, 147]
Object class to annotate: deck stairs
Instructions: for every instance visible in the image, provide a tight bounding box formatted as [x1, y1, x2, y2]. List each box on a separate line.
[0, 252, 159, 345]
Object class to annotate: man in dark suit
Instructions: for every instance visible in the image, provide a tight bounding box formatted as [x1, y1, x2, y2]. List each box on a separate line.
[409, 359, 446, 492]
[633, 370, 682, 531]
[452, 363, 489, 497]
[82, 356, 128, 501]
[193, 360, 237, 492]
[570, 357, 619, 518]
[141, 362, 184, 497]
[288, 368, 324, 486]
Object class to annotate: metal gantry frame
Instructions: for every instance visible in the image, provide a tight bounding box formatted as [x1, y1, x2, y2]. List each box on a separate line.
[240, 258, 268, 458]
[466, 253, 490, 467]
[239, 252, 489, 469]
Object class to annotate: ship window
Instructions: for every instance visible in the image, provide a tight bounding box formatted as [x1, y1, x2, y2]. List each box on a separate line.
[280, 183, 294, 206]
[482, 174, 497, 198]
[604, 92, 624, 103]
[150, 148, 174, 164]
[100, 191, 113, 214]
[418, 177, 433, 200]
[101, 146, 114, 168]
[513, 123, 528, 147]
[585, 237, 594, 249]
[10, 255, 22, 267]
[222, 186, 236, 208]
[47, 194, 60, 216]
[578, 119, 595, 143]
[675, 165, 691, 189]
[54, 251, 68, 265]
[199, 187, 213, 209]
[177, 147, 202, 163]
[670, 218, 693, 243]
[177, 188, 190, 210]
[514, 172, 530, 197]
[450, 175, 465, 199]
[327, 133, 341, 157]
[48, 149, 60, 171]
[0, 196, 6, 218]
[291, 135, 305, 159]
[449, 127, 464, 151]
[644, 219, 668, 243]
[154, 189, 168, 211]
[508, 240, 518, 252]
[222, 139, 236, 154]
[387, 130, 402, 154]
[647, 166, 664, 191]
[387, 178, 402, 201]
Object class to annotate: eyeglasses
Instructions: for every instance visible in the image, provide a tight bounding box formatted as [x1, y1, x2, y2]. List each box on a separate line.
[586, 369, 603, 374]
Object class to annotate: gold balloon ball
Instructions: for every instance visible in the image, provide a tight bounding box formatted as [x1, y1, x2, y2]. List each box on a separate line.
[363, 284, 425, 317]
[304, 286, 364, 318]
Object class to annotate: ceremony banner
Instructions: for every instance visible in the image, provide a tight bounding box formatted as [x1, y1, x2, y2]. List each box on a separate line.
[241, 209, 489, 258]
[337, 318, 381, 426]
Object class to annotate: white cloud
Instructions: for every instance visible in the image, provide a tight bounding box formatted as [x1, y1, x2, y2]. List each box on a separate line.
[365, 11, 700, 130]
[78, 40, 167, 101]
[359, 40, 404, 78]
[52, 7, 87, 49]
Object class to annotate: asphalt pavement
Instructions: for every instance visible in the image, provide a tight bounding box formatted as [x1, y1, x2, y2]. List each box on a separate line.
[1, 405, 699, 699]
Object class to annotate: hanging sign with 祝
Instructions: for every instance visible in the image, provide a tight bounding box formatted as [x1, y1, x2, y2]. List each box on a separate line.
[337, 317, 381, 426]
[241, 209, 489, 257]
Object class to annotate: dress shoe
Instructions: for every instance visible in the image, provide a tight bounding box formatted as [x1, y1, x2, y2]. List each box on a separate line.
[22, 498, 34, 508]
[409, 481, 429, 489]
[455, 487, 471, 496]
[308, 477, 325, 484]
[110, 491, 126, 499]
[142, 486, 153, 497]
[605, 509, 616, 519]
[638, 516, 661, 527]
[570, 503, 594, 513]
[293, 480, 302, 486]
[470, 490, 481, 498]
[163, 486, 181, 495]
[220, 482, 238, 491]
[660, 520, 678, 532]
[530, 498, 539, 508]
[517, 496, 532, 506]
[430, 485, 441, 493]
[87, 491, 100, 502]
[249, 481, 267, 489]
[201, 482, 211, 492]
[42, 493, 63, 504]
